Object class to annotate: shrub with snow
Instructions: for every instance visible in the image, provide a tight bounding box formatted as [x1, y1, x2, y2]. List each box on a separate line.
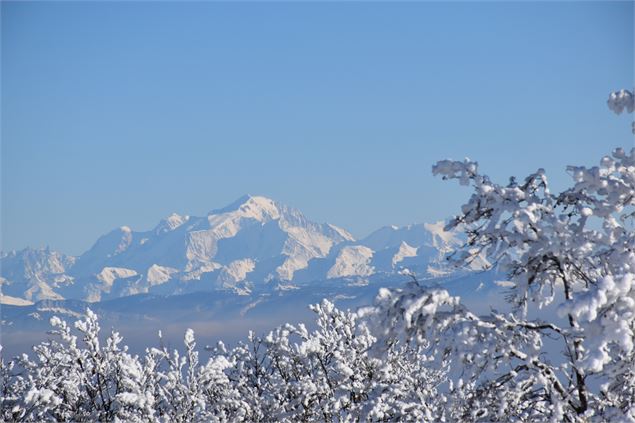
[367, 146, 635, 421]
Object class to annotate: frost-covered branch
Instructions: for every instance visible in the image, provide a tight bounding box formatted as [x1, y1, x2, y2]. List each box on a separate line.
[365, 148, 635, 421]
[608, 88, 635, 133]
[1, 301, 446, 422]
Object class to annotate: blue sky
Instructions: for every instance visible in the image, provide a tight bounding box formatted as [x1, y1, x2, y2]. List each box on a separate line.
[2, 1, 633, 255]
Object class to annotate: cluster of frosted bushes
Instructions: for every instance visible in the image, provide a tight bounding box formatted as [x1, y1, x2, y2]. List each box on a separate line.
[1, 301, 445, 422]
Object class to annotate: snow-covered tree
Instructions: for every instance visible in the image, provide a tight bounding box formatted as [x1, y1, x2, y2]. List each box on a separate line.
[222, 299, 445, 421]
[366, 146, 635, 422]
[1, 300, 445, 422]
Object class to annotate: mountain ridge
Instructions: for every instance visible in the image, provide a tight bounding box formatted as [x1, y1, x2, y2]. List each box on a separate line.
[1, 195, 469, 304]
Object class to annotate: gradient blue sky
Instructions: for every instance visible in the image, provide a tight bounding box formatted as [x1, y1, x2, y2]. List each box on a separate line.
[2, 1, 634, 255]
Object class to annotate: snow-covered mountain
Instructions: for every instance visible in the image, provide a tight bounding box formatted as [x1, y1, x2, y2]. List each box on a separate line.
[1, 195, 470, 304]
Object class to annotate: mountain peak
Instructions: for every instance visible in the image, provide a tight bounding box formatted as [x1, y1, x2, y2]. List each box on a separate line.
[210, 194, 277, 214]
[154, 213, 190, 234]
[207, 195, 281, 227]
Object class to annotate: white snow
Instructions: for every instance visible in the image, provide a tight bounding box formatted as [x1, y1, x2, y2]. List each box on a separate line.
[181, 262, 222, 281]
[327, 224, 356, 242]
[96, 267, 138, 287]
[185, 196, 282, 268]
[146, 264, 178, 286]
[327, 246, 375, 279]
[208, 196, 280, 233]
[218, 259, 256, 288]
[275, 225, 342, 280]
[607, 88, 634, 115]
[391, 241, 418, 268]
[113, 227, 133, 255]
[423, 221, 458, 250]
[154, 213, 189, 234]
[276, 255, 310, 281]
[0, 294, 34, 306]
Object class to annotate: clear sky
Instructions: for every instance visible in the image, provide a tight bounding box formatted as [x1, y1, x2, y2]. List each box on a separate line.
[2, 1, 633, 255]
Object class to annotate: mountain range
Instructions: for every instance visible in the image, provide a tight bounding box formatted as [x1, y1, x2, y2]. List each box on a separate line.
[0, 195, 502, 357]
[1, 195, 482, 306]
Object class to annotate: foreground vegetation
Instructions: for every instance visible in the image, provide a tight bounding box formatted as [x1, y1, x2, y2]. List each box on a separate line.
[3, 143, 635, 421]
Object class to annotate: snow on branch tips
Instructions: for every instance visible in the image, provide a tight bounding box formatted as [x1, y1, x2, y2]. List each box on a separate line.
[608, 88, 635, 133]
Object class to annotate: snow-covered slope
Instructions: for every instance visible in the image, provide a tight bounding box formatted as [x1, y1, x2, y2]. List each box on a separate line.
[327, 246, 375, 279]
[0, 248, 76, 301]
[1, 196, 474, 303]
